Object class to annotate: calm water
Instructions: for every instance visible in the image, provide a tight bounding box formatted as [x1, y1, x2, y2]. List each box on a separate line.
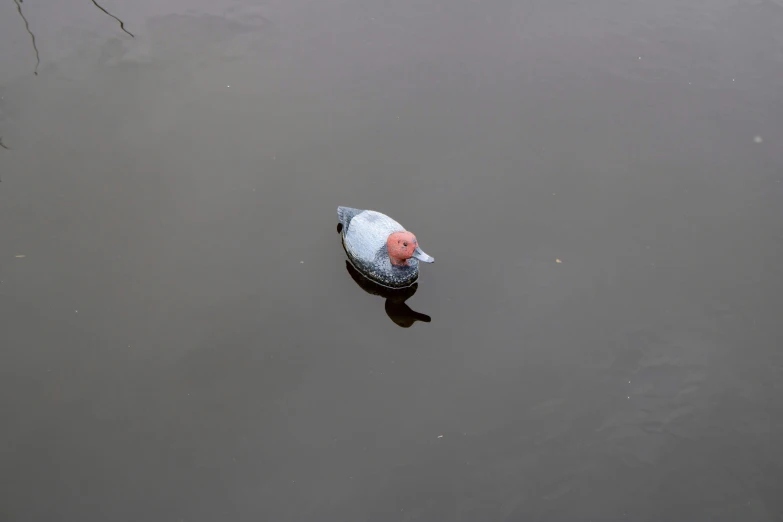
[1, 0, 782, 520]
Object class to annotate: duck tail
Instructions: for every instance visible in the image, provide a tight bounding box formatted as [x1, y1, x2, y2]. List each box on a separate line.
[337, 206, 360, 231]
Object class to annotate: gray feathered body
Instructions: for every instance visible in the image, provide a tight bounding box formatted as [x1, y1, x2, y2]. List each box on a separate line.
[338, 206, 419, 288]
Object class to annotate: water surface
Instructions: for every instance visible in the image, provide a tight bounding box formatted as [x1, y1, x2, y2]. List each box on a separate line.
[1, 0, 782, 520]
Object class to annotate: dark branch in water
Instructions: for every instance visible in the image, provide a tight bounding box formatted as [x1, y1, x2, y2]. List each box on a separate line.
[13, 0, 40, 75]
[90, 0, 134, 38]
[0, 137, 6, 181]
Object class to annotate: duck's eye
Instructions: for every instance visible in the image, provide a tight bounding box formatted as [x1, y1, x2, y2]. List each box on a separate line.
[403, 242, 408, 247]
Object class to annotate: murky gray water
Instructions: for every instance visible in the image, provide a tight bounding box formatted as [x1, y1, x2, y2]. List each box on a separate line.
[2, 0, 782, 520]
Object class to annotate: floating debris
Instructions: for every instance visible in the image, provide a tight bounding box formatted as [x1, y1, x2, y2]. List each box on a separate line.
[15, 255, 26, 258]
[13, 0, 40, 75]
[754, 136, 763, 143]
[90, 0, 134, 37]
[556, 259, 562, 264]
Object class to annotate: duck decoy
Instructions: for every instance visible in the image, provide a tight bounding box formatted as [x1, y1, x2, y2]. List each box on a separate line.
[337, 206, 434, 288]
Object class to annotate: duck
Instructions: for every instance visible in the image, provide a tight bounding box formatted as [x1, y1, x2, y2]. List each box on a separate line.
[337, 206, 434, 288]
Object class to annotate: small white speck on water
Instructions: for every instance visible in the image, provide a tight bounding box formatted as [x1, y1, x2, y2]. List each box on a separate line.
[732, 78, 735, 82]
[300, 261, 304, 264]
[15, 255, 25, 258]
[627, 396, 630, 399]
[556, 259, 562, 264]
[227, 85, 230, 88]
[437, 435, 443, 438]
[688, 82, 691, 85]
[629, 380, 631, 383]
[75, 310, 78, 313]
[638, 56, 642, 60]
[754, 136, 763, 143]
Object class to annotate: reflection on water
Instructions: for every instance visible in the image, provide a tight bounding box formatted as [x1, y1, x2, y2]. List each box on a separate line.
[12, 0, 39, 75]
[11, 0, 134, 76]
[344, 261, 431, 328]
[90, 0, 135, 38]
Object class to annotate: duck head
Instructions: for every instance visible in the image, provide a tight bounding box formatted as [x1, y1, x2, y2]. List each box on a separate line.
[386, 231, 434, 267]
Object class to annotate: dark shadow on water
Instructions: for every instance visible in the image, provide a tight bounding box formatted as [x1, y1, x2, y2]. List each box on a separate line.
[344, 261, 431, 328]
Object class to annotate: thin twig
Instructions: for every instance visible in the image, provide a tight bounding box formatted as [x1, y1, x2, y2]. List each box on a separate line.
[0, 137, 9, 182]
[90, 0, 134, 38]
[0, 137, 5, 181]
[12, 0, 40, 75]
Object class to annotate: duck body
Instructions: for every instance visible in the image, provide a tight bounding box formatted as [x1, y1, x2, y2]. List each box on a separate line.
[338, 206, 434, 288]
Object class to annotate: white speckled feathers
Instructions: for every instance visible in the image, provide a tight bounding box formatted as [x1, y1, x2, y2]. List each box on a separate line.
[337, 206, 421, 288]
[342, 210, 405, 261]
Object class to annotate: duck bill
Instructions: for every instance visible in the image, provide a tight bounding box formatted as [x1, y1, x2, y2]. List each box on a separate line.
[412, 247, 434, 263]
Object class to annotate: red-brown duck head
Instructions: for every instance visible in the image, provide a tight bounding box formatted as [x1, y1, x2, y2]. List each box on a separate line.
[386, 231, 435, 267]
